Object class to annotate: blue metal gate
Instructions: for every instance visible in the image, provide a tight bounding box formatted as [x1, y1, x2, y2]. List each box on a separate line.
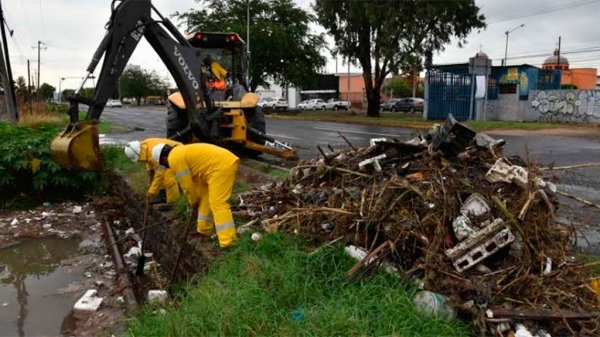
[427, 64, 472, 121]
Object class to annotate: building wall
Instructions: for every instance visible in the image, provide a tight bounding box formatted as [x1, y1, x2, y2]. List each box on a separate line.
[529, 89, 600, 122]
[339, 74, 366, 107]
[569, 68, 598, 89]
[484, 91, 530, 121]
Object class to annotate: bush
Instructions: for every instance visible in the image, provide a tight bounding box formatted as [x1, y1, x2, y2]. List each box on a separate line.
[0, 121, 98, 207]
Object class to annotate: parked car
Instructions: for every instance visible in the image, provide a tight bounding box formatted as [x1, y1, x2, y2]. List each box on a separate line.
[298, 100, 311, 110]
[273, 98, 288, 111]
[298, 99, 326, 110]
[324, 98, 351, 111]
[106, 99, 122, 108]
[257, 97, 277, 109]
[388, 97, 424, 113]
[381, 99, 400, 112]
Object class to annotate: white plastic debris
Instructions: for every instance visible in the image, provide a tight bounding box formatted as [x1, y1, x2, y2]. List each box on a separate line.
[369, 137, 387, 146]
[116, 296, 125, 305]
[515, 324, 534, 337]
[95, 280, 105, 287]
[72, 206, 83, 214]
[24, 218, 32, 224]
[41, 212, 49, 218]
[124, 246, 141, 258]
[543, 257, 552, 275]
[74, 289, 103, 311]
[10, 218, 18, 226]
[125, 227, 135, 236]
[43, 224, 52, 229]
[85, 272, 92, 278]
[413, 290, 456, 321]
[358, 154, 387, 172]
[460, 193, 490, 217]
[147, 290, 168, 305]
[251, 232, 263, 242]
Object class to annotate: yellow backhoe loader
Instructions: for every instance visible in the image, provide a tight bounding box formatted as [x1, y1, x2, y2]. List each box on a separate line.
[51, 0, 297, 171]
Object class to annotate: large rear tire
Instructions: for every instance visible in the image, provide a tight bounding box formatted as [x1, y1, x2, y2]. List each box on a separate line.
[166, 105, 189, 141]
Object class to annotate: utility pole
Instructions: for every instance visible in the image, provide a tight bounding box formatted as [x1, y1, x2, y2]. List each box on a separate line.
[556, 36, 562, 69]
[0, 0, 17, 121]
[27, 60, 31, 94]
[34, 40, 47, 91]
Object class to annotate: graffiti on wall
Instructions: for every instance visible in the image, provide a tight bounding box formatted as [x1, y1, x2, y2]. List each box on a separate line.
[530, 90, 600, 122]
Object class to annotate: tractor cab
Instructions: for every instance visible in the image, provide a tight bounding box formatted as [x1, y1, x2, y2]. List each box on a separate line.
[187, 32, 248, 99]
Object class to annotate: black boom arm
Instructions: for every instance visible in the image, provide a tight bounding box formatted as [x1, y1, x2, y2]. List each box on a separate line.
[71, 0, 215, 140]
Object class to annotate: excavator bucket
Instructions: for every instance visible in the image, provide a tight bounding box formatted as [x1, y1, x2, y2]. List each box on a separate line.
[50, 120, 103, 171]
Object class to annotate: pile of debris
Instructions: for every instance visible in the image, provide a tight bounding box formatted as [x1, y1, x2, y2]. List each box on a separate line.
[240, 116, 600, 336]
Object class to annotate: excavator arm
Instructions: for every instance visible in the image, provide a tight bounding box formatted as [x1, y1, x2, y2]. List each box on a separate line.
[51, 0, 296, 170]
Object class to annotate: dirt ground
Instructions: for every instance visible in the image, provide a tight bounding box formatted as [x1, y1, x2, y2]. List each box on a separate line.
[0, 202, 127, 337]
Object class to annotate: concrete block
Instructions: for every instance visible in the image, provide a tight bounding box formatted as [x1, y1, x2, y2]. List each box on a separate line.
[147, 290, 168, 305]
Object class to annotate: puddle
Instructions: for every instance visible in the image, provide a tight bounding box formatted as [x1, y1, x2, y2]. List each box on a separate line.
[0, 236, 83, 337]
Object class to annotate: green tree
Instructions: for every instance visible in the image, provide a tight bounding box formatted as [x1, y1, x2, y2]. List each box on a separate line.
[15, 76, 29, 100]
[38, 83, 56, 101]
[314, 0, 485, 116]
[120, 67, 166, 105]
[178, 0, 326, 91]
[384, 77, 412, 98]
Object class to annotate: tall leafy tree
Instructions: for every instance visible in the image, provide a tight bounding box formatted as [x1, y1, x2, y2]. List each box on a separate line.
[178, 0, 326, 91]
[38, 83, 56, 101]
[314, 0, 485, 116]
[120, 67, 167, 105]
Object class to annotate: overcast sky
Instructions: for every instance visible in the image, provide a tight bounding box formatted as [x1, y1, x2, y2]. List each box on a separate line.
[3, 0, 600, 90]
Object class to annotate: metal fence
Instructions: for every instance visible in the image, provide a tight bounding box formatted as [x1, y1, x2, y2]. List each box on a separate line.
[427, 64, 472, 121]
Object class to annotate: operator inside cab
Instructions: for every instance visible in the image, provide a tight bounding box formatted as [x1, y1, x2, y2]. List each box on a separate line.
[202, 54, 228, 91]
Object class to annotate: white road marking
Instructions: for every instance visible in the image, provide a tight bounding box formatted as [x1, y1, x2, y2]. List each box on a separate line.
[311, 126, 404, 138]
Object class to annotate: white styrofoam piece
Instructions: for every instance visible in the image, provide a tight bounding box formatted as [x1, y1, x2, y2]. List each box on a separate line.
[74, 289, 103, 311]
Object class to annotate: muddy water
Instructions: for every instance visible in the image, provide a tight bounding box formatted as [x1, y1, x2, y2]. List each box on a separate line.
[0, 236, 82, 337]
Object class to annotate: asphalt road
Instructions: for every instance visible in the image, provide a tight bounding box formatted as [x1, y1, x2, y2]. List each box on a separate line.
[100, 106, 600, 165]
[99, 106, 600, 251]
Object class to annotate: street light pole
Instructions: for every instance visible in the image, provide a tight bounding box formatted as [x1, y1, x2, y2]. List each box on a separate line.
[503, 24, 524, 66]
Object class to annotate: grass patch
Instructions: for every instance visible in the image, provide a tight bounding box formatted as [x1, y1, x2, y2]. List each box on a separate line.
[575, 253, 600, 277]
[271, 110, 598, 131]
[127, 233, 469, 337]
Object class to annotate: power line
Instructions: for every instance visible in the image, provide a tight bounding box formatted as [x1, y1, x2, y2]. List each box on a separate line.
[487, 0, 600, 25]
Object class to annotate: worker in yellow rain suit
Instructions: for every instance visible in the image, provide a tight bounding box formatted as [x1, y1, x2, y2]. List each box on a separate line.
[151, 143, 239, 249]
[124, 138, 182, 204]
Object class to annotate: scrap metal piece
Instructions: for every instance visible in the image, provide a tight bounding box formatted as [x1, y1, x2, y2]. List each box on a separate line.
[428, 114, 476, 157]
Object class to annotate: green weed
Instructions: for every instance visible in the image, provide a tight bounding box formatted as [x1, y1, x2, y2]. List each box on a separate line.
[0, 121, 98, 207]
[127, 233, 469, 337]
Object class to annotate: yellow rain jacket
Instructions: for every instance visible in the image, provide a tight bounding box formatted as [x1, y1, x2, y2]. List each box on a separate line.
[139, 138, 182, 203]
[168, 143, 239, 248]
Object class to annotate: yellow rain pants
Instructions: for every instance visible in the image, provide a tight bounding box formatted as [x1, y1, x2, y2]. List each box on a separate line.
[168, 143, 239, 248]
